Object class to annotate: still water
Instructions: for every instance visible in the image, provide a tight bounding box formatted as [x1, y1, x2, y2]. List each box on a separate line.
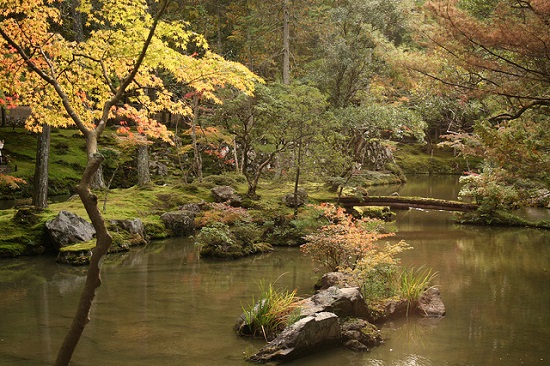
[0, 176, 549, 365]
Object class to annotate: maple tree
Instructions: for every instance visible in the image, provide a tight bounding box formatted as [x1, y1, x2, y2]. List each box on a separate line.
[0, 0, 259, 364]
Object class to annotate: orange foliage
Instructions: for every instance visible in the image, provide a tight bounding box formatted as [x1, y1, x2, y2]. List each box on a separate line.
[301, 203, 393, 272]
[0, 174, 26, 190]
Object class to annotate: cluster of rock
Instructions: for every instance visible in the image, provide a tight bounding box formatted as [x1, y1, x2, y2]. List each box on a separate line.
[237, 273, 446, 364]
[47, 210, 148, 265]
[44, 185, 266, 264]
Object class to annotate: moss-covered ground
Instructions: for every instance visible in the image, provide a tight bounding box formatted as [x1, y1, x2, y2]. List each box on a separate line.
[1, 125, 477, 259]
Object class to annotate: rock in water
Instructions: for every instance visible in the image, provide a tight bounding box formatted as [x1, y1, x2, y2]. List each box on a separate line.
[248, 312, 341, 363]
[416, 287, 446, 318]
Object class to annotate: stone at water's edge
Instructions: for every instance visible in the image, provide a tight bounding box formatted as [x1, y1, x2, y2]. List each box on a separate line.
[109, 218, 145, 240]
[248, 312, 341, 364]
[297, 286, 370, 319]
[416, 287, 446, 318]
[340, 318, 383, 351]
[160, 210, 195, 237]
[367, 297, 410, 324]
[45, 210, 96, 250]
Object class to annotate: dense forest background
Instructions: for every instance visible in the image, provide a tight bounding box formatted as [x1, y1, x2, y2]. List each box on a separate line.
[1, 0, 548, 210]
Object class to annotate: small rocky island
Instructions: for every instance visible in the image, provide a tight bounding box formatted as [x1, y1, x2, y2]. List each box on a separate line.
[236, 272, 446, 363]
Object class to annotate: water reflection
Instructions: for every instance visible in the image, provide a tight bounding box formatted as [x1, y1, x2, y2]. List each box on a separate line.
[0, 176, 549, 365]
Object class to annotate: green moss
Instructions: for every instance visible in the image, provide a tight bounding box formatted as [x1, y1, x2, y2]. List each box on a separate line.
[59, 240, 96, 252]
[0, 242, 26, 257]
[0, 127, 86, 197]
[354, 206, 395, 221]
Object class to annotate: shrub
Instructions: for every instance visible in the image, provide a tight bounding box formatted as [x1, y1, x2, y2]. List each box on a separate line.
[359, 263, 398, 302]
[196, 220, 272, 259]
[195, 202, 251, 227]
[195, 222, 236, 257]
[301, 203, 394, 272]
[351, 240, 411, 302]
[263, 213, 321, 247]
[231, 220, 264, 246]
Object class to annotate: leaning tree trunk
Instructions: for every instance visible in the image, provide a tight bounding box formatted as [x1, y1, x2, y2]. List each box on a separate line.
[136, 143, 151, 186]
[32, 124, 50, 209]
[90, 164, 106, 189]
[84, 136, 107, 189]
[55, 150, 113, 366]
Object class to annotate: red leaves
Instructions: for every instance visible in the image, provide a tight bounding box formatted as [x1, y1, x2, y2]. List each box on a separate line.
[0, 94, 19, 109]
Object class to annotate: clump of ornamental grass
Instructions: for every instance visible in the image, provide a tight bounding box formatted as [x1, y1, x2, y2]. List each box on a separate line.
[241, 279, 300, 341]
[398, 266, 438, 315]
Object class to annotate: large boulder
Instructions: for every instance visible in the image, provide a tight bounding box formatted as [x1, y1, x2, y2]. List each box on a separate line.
[416, 287, 446, 318]
[211, 185, 241, 206]
[248, 312, 341, 364]
[236, 286, 369, 339]
[46, 210, 95, 250]
[160, 210, 195, 236]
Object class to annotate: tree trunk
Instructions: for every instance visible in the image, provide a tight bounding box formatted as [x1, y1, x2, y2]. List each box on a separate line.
[337, 195, 480, 212]
[292, 136, 302, 218]
[136, 143, 150, 186]
[282, 0, 290, 85]
[245, 152, 277, 198]
[32, 124, 50, 209]
[233, 137, 240, 173]
[1, 106, 5, 127]
[191, 95, 202, 182]
[85, 134, 106, 189]
[55, 151, 112, 366]
[90, 162, 106, 189]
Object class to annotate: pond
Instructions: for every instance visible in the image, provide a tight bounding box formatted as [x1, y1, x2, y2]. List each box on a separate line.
[0, 176, 549, 365]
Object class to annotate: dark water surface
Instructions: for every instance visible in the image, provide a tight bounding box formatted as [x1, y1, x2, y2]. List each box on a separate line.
[1, 176, 549, 365]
